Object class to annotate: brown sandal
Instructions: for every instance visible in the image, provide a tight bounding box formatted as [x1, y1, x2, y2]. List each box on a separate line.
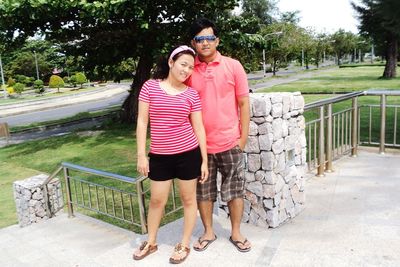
[133, 241, 158, 260]
[169, 243, 190, 264]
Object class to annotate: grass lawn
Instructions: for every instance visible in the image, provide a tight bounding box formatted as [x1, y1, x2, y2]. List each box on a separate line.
[259, 66, 400, 93]
[0, 162, 42, 228]
[0, 123, 139, 228]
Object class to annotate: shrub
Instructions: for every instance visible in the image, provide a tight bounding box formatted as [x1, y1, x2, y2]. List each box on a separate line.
[49, 75, 64, 93]
[15, 74, 27, 84]
[7, 77, 16, 87]
[69, 75, 77, 87]
[13, 82, 25, 94]
[63, 76, 69, 84]
[75, 72, 87, 88]
[6, 87, 14, 94]
[25, 76, 35, 87]
[34, 79, 45, 94]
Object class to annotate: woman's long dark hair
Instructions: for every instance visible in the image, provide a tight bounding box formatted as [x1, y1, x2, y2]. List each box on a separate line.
[152, 46, 195, 80]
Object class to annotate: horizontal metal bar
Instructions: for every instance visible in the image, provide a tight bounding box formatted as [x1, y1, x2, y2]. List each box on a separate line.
[61, 162, 142, 184]
[164, 206, 184, 217]
[365, 89, 400, 96]
[70, 201, 142, 227]
[360, 104, 400, 108]
[69, 176, 137, 196]
[305, 91, 364, 110]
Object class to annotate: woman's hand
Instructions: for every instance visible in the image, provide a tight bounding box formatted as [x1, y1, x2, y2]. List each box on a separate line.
[137, 156, 149, 177]
[198, 162, 208, 184]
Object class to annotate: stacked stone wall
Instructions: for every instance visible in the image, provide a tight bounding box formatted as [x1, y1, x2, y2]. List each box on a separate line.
[219, 92, 307, 228]
[13, 174, 63, 227]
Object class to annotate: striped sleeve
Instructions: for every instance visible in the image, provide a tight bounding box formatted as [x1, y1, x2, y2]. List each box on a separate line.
[189, 88, 202, 112]
[138, 80, 150, 103]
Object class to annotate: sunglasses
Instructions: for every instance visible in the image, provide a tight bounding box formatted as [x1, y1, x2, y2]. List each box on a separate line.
[193, 35, 217, 43]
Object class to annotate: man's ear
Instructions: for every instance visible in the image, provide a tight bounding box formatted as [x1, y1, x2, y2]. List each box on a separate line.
[191, 39, 196, 48]
[215, 37, 220, 47]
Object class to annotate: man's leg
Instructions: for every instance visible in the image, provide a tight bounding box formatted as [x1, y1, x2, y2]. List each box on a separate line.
[198, 200, 215, 237]
[228, 197, 251, 251]
[219, 146, 251, 251]
[193, 154, 218, 251]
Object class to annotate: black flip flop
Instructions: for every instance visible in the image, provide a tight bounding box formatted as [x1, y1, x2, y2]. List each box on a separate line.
[229, 236, 251, 252]
[193, 235, 217, 251]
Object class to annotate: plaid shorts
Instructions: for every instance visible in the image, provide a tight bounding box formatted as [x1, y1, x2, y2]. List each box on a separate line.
[197, 145, 245, 202]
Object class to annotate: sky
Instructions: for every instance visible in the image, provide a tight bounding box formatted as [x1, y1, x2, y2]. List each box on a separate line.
[277, 0, 361, 34]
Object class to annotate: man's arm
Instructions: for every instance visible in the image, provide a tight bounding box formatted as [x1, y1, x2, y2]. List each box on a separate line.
[237, 95, 250, 150]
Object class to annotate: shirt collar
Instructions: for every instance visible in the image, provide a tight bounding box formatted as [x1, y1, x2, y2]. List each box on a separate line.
[195, 51, 221, 66]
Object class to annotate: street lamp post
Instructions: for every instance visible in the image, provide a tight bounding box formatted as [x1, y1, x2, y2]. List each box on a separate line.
[34, 50, 39, 80]
[262, 31, 283, 77]
[371, 43, 374, 64]
[0, 54, 7, 99]
[262, 49, 266, 77]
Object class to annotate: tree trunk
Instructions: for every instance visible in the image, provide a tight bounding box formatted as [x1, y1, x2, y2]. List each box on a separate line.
[382, 34, 398, 78]
[120, 52, 153, 124]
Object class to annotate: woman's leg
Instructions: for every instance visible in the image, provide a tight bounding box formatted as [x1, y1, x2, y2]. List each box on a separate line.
[177, 178, 198, 248]
[147, 179, 172, 243]
[134, 179, 171, 257]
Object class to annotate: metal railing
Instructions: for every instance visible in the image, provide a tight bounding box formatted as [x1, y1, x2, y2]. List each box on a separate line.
[304, 90, 400, 176]
[43, 162, 183, 234]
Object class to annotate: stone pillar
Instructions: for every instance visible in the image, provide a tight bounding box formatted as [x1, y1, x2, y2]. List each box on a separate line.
[219, 92, 307, 228]
[13, 174, 63, 227]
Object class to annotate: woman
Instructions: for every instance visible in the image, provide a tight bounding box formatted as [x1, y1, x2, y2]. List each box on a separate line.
[133, 45, 208, 264]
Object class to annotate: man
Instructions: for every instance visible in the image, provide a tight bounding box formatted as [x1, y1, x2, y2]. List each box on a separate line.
[186, 17, 251, 252]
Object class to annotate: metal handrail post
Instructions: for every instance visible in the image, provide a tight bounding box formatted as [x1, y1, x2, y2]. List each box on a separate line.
[317, 106, 325, 177]
[42, 184, 51, 218]
[136, 181, 148, 234]
[63, 167, 74, 217]
[379, 94, 386, 154]
[351, 97, 358, 157]
[325, 104, 333, 172]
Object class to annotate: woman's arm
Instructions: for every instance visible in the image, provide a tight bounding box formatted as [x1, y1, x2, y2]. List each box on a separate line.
[136, 100, 150, 177]
[190, 111, 208, 183]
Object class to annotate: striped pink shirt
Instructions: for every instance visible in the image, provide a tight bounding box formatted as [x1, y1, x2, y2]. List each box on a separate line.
[138, 79, 202, 155]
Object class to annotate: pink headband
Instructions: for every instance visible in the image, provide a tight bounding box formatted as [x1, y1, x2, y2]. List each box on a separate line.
[169, 45, 195, 61]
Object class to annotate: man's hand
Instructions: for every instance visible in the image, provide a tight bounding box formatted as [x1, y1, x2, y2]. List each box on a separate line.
[238, 137, 247, 151]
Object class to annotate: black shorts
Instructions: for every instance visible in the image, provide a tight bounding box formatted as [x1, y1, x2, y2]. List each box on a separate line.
[148, 146, 201, 181]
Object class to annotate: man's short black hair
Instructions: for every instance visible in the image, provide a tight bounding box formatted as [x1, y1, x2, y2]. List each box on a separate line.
[189, 17, 218, 39]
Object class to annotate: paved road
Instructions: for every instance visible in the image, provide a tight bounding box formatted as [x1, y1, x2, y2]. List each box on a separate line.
[0, 91, 128, 126]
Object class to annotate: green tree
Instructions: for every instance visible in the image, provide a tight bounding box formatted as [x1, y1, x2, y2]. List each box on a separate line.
[49, 75, 64, 93]
[352, 0, 400, 78]
[69, 75, 77, 88]
[217, 16, 263, 72]
[75, 72, 87, 88]
[33, 79, 45, 94]
[0, 0, 237, 123]
[261, 22, 303, 75]
[330, 29, 357, 65]
[241, 0, 277, 25]
[3, 40, 59, 80]
[13, 82, 24, 94]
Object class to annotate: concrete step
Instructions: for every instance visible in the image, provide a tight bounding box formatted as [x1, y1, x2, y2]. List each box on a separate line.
[1, 147, 400, 266]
